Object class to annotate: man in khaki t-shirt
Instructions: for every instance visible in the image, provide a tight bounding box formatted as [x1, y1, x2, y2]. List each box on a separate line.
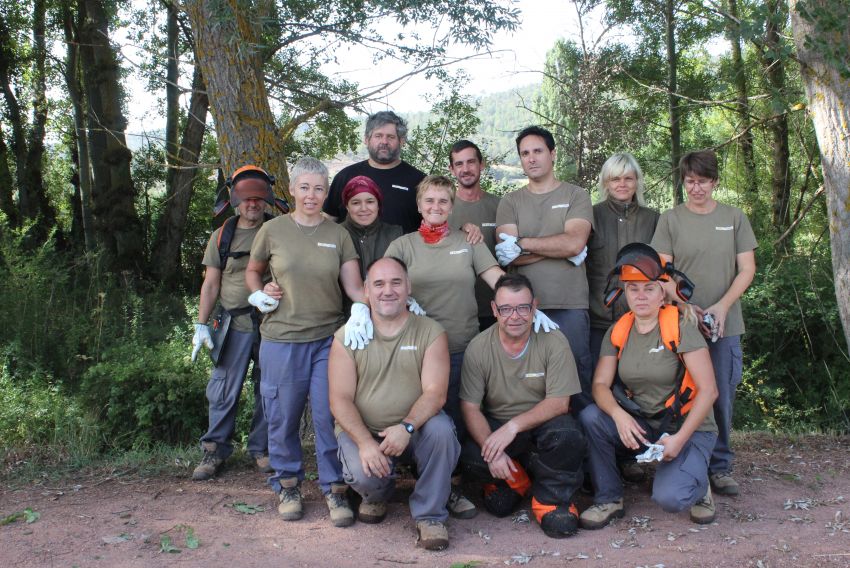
[328, 257, 460, 551]
[459, 273, 586, 539]
[495, 126, 594, 408]
[190, 166, 276, 481]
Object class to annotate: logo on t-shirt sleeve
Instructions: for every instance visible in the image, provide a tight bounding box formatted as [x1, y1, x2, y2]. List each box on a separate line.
[449, 249, 469, 255]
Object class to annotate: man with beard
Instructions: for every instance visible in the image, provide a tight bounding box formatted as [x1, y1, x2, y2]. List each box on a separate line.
[324, 111, 426, 234]
[447, 140, 501, 331]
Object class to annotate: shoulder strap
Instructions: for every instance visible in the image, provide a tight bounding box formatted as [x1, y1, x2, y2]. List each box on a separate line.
[657, 304, 681, 353]
[610, 311, 635, 360]
[216, 216, 240, 271]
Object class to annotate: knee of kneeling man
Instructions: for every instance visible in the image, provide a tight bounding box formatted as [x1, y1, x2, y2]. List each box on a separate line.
[652, 490, 689, 513]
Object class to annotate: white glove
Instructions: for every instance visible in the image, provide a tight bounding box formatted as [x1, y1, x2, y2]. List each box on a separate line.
[568, 245, 588, 266]
[636, 433, 669, 463]
[407, 297, 426, 316]
[533, 309, 560, 333]
[248, 290, 279, 313]
[495, 233, 522, 266]
[344, 302, 373, 350]
[191, 323, 213, 362]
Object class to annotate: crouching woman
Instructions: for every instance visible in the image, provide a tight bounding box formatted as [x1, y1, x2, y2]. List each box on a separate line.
[579, 243, 718, 529]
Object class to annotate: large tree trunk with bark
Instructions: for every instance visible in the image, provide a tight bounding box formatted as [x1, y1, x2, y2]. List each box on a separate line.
[78, 0, 144, 271]
[151, 65, 210, 285]
[0, 125, 17, 226]
[764, 0, 791, 233]
[790, 0, 850, 351]
[164, 4, 180, 194]
[665, 0, 683, 204]
[0, 13, 28, 225]
[727, 0, 758, 196]
[184, 0, 290, 192]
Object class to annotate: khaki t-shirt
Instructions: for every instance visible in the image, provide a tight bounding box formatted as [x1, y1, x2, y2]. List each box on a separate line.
[651, 203, 757, 336]
[384, 231, 498, 353]
[600, 316, 717, 433]
[495, 182, 594, 309]
[448, 193, 501, 319]
[250, 216, 358, 342]
[202, 224, 260, 333]
[333, 314, 445, 435]
[460, 326, 581, 421]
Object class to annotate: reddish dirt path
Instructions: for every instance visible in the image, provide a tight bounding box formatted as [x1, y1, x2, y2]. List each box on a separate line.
[2, 433, 850, 567]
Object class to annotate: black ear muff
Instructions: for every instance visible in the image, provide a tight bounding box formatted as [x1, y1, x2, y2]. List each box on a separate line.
[273, 197, 290, 214]
[604, 287, 623, 308]
[675, 280, 693, 302]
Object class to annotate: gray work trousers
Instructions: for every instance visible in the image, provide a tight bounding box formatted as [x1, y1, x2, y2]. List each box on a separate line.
[337, 412, 460, 522]
[200, 328, 268, 459]
[708, 335, 743, 475]
[580, 404, 716, 512]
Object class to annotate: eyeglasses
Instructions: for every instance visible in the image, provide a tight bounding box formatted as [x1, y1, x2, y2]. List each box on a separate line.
[495, 303, 533, 318]
[683, 178, 714, 190]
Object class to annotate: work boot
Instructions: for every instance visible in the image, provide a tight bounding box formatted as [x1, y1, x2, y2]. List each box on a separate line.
[325, 483, 355, 527]
[277, 477, 303, 521]
[447, 484, 477, 519]
[416, 520, 449, 551]
[690, 486, 716, 524]
[532, 498, 579, 538]
[358, 501, 387, 524]
[620, 461, 646, 483]
[710, 472, 739, 496]
[579, 499, 625, 530]
[192, 442, 224, 481]
[482, 482, 522, 517]
[254, 454, 273, 473]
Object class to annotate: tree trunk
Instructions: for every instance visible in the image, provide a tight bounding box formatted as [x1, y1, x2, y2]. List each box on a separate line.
[0, 124, 17, 226]
[183, 0, 290, 193]
[63, 2, 95, 252]
[0, 13, 28, 222]
[665, 0, 683, 205]
[764, 0, 791, 232]
[165, 4, 180, 193]
[790, 0, 850, 351]
[78, 0, 144, 271]
[727, 0, 758, 196]
[151, 65, 210, 285]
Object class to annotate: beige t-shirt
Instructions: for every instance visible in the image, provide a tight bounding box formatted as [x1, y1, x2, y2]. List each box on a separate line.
[460, 326, 581, 421]
[600, 316, 717, 433]
[384, 231, 498, 353]
[202, 224, 260, 333]
[495, 182, 594, 309]
[448, 193, 501, 318]
[651, 203, 757, 336]
[333, 315, 445, 435]
[250, 215, 358, 342]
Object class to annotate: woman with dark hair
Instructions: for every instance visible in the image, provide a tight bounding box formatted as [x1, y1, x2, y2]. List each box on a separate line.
[340, 176, 403, 279]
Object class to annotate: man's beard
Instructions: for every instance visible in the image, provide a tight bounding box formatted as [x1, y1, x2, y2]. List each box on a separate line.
[369, 145, 400, 165]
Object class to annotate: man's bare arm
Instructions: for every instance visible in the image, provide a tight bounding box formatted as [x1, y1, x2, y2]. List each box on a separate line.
[402, 333, 450, 428]
[518, 218, 590, 258]
[197, 266, 221, 323]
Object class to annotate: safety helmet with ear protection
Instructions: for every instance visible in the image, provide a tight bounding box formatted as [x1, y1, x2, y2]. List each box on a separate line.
[603, 242, 695, 307]
[213, 164, 289, 217]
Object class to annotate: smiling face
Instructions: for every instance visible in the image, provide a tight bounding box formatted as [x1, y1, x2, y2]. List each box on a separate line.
[236, 196, 266, 224]
[366, 123, 402, 165]
[346, 192, 380, 226]
[493, 285, 536, 341]
[292, 173, 328, 217]
[683, 175, 717, 209]
[417, 185, 453, 226]
[518, 135, 556, 182]
[449, 147, 484, 190]
[624, 281, 664, 319]
[365, 258, 411, 319]
[605, 170, 638, 203]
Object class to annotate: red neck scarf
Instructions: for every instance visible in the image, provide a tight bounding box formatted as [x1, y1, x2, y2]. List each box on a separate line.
[418, 220, 450, 244]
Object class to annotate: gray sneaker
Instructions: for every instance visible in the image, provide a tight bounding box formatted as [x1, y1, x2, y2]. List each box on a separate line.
[254, 454, 273, 474]
[416, 520, 449, 551]
[326, 483, 354, 527]
[192, 442, 224, 481]
[447, 486, 478, 519]
[690, 486, 716, 524]
[579, 499, 624, 530]
[277, 477, 303, 521]
[710, 472, 739, 496]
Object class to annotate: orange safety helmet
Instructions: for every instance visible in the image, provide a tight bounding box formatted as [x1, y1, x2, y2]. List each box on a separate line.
[214, 164, 289, 217]
[604, 243, 694, 306]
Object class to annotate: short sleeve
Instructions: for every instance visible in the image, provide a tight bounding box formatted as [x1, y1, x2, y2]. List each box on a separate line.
[650, 211, 673, 256]
[543, 335, 581, 398]
[202, 228, 222, 268]
[471, 241, 498, 276]
[599, 326, 618, 358]
[734, 210, 758, 254]
[568, 188, 594, 228]
[495, 194, 517, 227]
[249, 222, 272, 262]
[459, 344, 486, 405]
[339, 229, 359, 264]
[383, 235, 407, 263]
[677, 316, 709, 354]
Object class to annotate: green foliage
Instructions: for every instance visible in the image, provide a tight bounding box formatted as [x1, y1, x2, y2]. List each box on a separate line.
[0, 508, 39, 525]
[796, 0, 850, 79]
[402, 92, 482, 175]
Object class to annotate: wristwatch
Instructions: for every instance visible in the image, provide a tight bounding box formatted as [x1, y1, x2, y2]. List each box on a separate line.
[401, 422, 415, 434]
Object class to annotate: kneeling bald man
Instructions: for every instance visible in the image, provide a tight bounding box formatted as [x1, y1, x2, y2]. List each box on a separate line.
[329, 257, 460, 551]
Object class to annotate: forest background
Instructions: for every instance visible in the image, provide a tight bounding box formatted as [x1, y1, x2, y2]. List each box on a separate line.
[0, 0, 848, 472]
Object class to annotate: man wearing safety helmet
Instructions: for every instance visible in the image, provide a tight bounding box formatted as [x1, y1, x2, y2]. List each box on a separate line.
[190, 165, 281, 480]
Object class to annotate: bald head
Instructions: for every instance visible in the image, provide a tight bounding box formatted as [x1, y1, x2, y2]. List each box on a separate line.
[366, 257, 411, 320]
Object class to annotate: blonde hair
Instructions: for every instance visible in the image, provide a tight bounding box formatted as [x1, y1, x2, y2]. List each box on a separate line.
[416, 175, 456, 205]
[598, 153, 646, 206]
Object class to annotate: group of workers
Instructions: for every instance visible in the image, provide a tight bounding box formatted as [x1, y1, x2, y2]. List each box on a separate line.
[190, 111, 757, 551]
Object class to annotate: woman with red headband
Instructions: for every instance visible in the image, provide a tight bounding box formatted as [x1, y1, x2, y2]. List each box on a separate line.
[578, 243, 719, 530]
[340, 175, 403, 279]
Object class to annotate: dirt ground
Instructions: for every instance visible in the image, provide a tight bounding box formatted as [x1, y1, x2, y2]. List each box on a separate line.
[2, 433, 850, 568]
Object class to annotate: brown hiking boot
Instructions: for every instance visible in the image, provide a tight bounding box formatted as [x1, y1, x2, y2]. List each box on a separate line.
[326, 483, 354, 527]
[358, 501, 387, 524]
[416, 520, 449, 551]
[710, 472, 739, 496]
[254, 454, 273, 473]
[277, 477, 303, 521]
[690, 486, 716, 524]
[192, 442, 224, 481]
[579, 499, 625, 530]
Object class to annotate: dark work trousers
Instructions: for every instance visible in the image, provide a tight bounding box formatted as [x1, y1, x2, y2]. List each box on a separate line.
[200, 328, 268, 460]
[461, 414, 586, 506]
[543, 309, 593, 414]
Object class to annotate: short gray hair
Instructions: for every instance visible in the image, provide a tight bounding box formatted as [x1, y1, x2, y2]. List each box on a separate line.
[365, 111, 408, 140]
[598, 152, 646, 206]
[290, 156, 328, 187]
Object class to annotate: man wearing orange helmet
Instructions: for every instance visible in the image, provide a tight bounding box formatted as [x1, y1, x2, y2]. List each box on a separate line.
[190, 165, 278, 480]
